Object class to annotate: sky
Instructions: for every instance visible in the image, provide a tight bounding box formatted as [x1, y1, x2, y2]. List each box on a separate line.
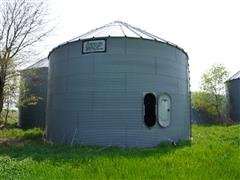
[41, 0, 240, 91]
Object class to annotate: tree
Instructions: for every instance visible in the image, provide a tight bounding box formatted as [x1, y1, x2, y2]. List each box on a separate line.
[18, 69, 43, 108]
[0, 0, 52, 116]
[2, 58, 18, 124]
[193, 64, 229, 120]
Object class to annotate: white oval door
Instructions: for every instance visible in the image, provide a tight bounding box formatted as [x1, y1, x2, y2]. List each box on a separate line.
[158, 94, 171, 127]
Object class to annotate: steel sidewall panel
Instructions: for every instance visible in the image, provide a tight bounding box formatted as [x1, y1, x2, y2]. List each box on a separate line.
[226, 79, 240, 122]
[46, 37, 190, 147]
[18, 68, 48, 129]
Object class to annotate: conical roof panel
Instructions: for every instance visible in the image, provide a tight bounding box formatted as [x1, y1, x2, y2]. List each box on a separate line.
[228, 71, 240, 81]
[26, 58, 48, 69]
[68, 21, 169, 43]
[50, 21, 187, 57]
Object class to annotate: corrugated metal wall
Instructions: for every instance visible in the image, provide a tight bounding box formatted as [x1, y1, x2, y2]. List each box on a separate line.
[226, 79, 240, 122]
[18, 67, 48, 129]
[46, 37, 190, 147]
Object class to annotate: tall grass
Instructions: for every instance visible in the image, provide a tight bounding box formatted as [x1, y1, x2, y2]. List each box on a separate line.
[0, 125, 239, 179]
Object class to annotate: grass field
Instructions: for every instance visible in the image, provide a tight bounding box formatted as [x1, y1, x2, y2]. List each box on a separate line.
[0, 124, 239, 179]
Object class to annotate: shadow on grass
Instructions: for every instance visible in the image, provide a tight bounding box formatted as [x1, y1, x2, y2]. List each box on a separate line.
[194, 122, 240, 127]
[0, 133, 191, 164]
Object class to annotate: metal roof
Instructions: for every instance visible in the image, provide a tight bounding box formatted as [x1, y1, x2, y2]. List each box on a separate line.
[26, 58, 48, 69]
[68, 21, 170, 43]
[49, 21, 188, 58]
[227, 71, 240, 81]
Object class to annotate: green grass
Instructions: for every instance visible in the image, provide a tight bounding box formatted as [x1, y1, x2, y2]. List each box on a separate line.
[0, 125, 239, 180]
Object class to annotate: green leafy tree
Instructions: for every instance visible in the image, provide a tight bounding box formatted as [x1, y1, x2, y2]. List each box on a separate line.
[193, 64, 229, 120]
[0, 60, 42, 125]
[0, 0, 52, 117]
[18, 70, 43, 108]
[1, 58, 18, 124]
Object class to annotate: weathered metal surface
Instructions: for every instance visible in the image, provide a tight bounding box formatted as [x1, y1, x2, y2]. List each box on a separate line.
[226, 73, 240, 122]
[18, 59, 48, 129]
[46, 36, 190, 147]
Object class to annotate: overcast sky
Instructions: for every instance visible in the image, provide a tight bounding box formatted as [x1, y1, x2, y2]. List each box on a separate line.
[42, 0, 240, 91]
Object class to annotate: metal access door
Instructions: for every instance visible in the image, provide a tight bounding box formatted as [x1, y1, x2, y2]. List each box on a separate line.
[158, 94, 171, 127]
[144, 93, 156, 127]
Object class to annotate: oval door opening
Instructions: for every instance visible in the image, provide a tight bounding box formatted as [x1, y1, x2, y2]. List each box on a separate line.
[158, 94, 171, 127]
[144, 93, 156, 127]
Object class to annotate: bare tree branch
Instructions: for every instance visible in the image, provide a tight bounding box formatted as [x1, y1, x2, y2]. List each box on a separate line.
[0, 0, 54, 115]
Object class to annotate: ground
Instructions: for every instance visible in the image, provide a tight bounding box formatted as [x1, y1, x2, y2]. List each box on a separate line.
[0, 123, 239, 179]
